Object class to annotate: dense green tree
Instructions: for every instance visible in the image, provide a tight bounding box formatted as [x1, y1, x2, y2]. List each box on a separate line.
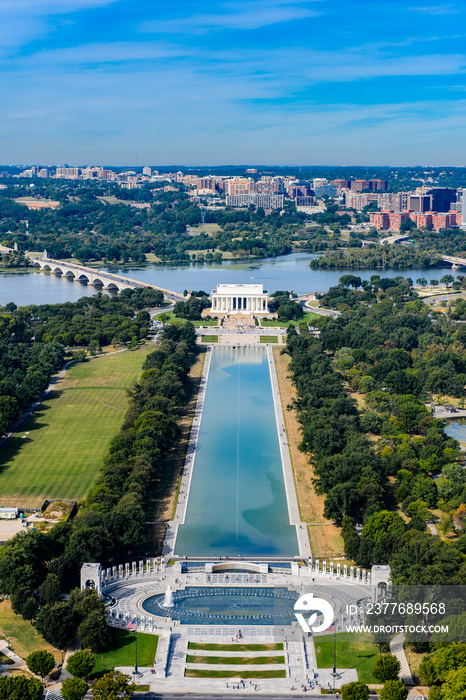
[77, 610, 110, 652]
[40, 573, 62, 606]
[35, 602, 76, 650]
[442, 666, 466, 700]
[432, 642, 466, 681]
[379, 679, 408, 700]
[26, 650, 55, 680]
[372, 654, 401, 682]
[340, 681, 369, 700]
[66, 649, 96, 679]
[91, 671, 135, 699]
[418, 656, 437, 685]
[61, 677, 88, 700]
[0, 675, 43, 700]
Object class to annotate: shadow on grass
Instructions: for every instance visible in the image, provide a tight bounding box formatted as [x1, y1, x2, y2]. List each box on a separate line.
[89, 629, 136, 680]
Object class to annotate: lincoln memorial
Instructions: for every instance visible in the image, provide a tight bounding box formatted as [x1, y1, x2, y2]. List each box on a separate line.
[210, 283, 269, 314]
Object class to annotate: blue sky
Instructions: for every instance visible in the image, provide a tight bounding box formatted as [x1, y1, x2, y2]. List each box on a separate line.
[1, 0, 466, 165]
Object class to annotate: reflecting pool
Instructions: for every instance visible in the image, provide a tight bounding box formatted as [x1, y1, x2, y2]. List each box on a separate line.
[142, 586, 299, 625]
[174, 346, 298, 557]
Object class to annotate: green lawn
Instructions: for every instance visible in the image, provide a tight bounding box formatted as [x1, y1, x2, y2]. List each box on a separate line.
[0, 652, 14, 665]
[201, 335, 218, 343]
[0, 601, 55, 658]
[90, 629, 158, 679]
[0, 347, 152, 508]
[185, 669, 286, 678]
[153, 311, 218, 327]
[314, 632, 379, 684]
[261, 311, 321, 327]
[186, 655, 285, 665]
[188, 643, 283, 652]
[260, 336, 278, 343]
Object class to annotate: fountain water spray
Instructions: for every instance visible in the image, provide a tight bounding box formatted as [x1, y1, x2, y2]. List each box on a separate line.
[161, 585, 174, 608]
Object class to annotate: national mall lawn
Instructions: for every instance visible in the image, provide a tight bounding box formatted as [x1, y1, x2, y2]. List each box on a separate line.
[314, 632, 379, 684]
[0, 345, 152, 508]
[91, 629, 158, 679]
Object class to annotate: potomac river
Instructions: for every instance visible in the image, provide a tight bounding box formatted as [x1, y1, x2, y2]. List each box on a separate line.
[0, 252, 457, 307]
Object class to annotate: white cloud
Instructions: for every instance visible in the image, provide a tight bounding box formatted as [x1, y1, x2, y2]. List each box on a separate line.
[409, 4, 460, 14]
[141, 2, 320, 34]
[0, 0, 120, 12]
[27, 41, 192, 65]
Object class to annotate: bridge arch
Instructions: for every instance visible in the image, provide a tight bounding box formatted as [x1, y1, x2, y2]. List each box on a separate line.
[77, 274, 90, 283]
[42, 264, 52, 271]
[106, 282, 120, 291]
[64, 270, 75, 278]
[52, 267, 63, 275]
[92, 278, 104, 287]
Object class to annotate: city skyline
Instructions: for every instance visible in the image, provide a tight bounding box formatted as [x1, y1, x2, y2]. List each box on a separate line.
[2, 0, 466, 165]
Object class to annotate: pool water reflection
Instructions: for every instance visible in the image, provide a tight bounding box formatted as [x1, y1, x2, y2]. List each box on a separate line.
[174, 346, 298, 557]
[142, 586, 299, 625]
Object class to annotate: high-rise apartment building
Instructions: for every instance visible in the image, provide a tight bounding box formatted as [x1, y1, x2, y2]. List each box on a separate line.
[56, 167, 81, 178]
[408, 195, 432, 213]
[370, 212, 390, 229]
[350, 179, 370, 191]
[227, 178, 253, 196]
[369, 179, 388, 191]
[462, 189, 466, 230]
[226, 193, 284, 210]
[142, 167, 152, 176]
[427, 188, 457, 212]
[330, 179, 349, 189]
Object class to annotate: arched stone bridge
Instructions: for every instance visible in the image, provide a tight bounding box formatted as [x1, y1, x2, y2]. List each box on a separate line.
[27, 253, 186, 301]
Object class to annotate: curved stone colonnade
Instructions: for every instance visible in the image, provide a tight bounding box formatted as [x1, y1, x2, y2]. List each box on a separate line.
[81, 560, 390, 636]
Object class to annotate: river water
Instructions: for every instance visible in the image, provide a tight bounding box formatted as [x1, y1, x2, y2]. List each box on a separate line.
[0, 253, 456, 306]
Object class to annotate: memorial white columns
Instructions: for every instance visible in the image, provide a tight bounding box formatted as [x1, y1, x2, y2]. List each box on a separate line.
[210, 283, 269, 314]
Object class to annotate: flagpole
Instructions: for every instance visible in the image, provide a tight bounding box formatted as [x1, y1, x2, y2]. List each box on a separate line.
[132, 616, 142, 678]
[134, 624, 138, 675]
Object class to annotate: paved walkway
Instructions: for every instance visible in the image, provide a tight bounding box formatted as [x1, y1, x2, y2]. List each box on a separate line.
[390, 633, 413, 685]
[0, 644, 26, 674]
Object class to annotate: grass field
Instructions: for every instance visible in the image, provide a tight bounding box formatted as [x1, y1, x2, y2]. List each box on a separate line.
[0, 346, 152, 508]
[188, 643, 284, 652]
[261, 311, 321, 327]
[201, 335, 218, 343]
[185, 669, 286, 678]
[153, 310, 218, 327]
[0, 601, 54, 658]
[314, 632, 379, 684]
[186, 655, 285, 665]
[260, 336, 278, 343]
[90, 629, 158, 679]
